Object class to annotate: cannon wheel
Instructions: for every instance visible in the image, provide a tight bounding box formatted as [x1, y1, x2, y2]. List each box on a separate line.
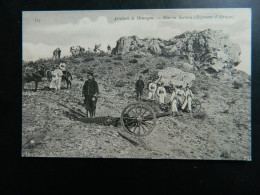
[192, 99, 201, 114]
[120, 103, 157, 136]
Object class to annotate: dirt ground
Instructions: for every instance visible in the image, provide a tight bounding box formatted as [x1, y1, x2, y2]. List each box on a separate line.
[22, 73, 251, 160]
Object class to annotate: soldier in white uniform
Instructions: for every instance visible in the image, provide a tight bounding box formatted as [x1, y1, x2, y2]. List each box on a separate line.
[147, 82, 157, 101]
[169, 87, 178, 116]
[157, 84, 167, 104]
[49, 67, 58, 90]
[55, 66, 63, 90]
[59, 62, 66, 72]
[181, 84, 194, 115]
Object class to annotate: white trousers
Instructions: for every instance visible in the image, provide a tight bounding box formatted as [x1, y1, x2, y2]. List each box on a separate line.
[181, 96, 192, 111]
[158, 94, 166, 104]
[57, 77, 62, 90]
[148, 91, 156, 100]
[171, 99, 178, 112]
[50, 78, 58, 90]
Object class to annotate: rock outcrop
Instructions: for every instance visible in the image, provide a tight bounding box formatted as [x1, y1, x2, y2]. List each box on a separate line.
[112, 29, 241, 73]
[158, 67, 196, 87]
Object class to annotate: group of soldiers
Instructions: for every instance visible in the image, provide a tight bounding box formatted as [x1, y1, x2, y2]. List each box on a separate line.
[49, 62, 67, 91]
[135, 76, 194, 116]
[53, 48, 61, 59]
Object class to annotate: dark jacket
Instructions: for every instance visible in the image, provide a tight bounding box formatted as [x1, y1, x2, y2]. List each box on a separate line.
[82, 79, 99, 96]
[135, 79, 144, 90]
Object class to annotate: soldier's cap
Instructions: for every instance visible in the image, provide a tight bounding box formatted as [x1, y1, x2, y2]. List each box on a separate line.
[87, 72, 94, 76]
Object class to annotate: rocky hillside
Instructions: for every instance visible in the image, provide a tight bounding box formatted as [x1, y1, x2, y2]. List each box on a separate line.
[22, 30, 251, 160]
[112, 29, 241, 74]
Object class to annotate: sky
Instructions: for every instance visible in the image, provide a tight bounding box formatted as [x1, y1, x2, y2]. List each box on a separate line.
[23, 9, 251, 74]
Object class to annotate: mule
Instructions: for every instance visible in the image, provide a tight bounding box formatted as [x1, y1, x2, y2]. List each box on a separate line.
[23, 65, 47, 92]
[61, 70, 73, 89]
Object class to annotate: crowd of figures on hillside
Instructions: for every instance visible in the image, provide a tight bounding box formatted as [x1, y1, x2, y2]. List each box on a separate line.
[52, 44, 112, 59]
[23, 58, 197, 120]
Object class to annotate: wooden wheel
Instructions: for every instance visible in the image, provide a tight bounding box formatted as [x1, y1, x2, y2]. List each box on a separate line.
[120, 103, 157, 136]
[192, 99, 201, 114]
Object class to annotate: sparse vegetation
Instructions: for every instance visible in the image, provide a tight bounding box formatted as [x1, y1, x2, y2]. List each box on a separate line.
[114, 56, 123, 60]
[126, 71, 135, 77]
[129, 59, 138, 63]
[156, 64, 165, 69]
[115, 81, 126, 87]
[81, 68, 87, 74]
[134, 54, 142, 58]
[233, 81, 243, 89]
[22, 33, 250, 160]
[193, 110, 207, 120]
[84, 57, 95, 62]
[220, 151, 231, 159]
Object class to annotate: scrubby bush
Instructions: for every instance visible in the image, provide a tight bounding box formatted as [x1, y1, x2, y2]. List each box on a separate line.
[141, 69, 149, 74]
[156, 64, 165, 69]
[84, 57, 95, 62]
[75, 73, 84, 81]
[129, 59, 138, 63]
[134, 54, 142, 58]
[115, 81, 126, 87]
[193, 110, 207, 120]
[139, 64, 145, 68]
[114, 62, 122, 66]
[126, 71, 135, 77]
[114, 56, 123, 60]
[81, 68, 87, 73]
[220, 151, 231, 159]
[233, 81, 243, 89]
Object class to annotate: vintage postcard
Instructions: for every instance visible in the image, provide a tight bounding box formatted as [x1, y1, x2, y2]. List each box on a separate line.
[22, 9, 251, 160]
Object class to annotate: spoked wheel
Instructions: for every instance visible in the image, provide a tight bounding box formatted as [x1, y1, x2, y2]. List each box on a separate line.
[120, 103, 156, 136]
[191, 99, 201, 114]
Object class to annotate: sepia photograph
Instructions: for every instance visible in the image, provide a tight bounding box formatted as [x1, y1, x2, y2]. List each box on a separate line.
[22, 8, 251, 160]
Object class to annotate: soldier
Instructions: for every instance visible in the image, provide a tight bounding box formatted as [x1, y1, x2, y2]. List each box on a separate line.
[49, 66, 58, 91]
[107, 44, 111, 54]
[55, 66, 63, 90]
[135, 76, 144, 101]
[57, 48, 61, 59]
[181, 84, 194, 115]
[157, 83, 167, 104]
[147, 82, 157, 102]
[59, 61, 66, 72]
[82, 73, 99, 117]
[169, 87, 179, 116]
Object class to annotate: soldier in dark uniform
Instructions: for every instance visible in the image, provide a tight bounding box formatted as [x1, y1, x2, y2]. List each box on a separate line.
[82, 72, 99, 116]
[135, 76, 145, 101]
[82, 72, 99, 99]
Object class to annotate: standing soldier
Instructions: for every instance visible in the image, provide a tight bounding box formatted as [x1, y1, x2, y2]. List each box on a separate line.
[147, 82, 157, 102]
[169, 87, 179, 116]
[157, 83, 167, 104]
[135, 76, 144, 101]
[181, 84, 194, 115]
[55, 65, 63, 90]
[82, 73, 99, 107]
[49, 66, 58, 91]
[107, 44, 111, 54]
[57, 48, 61, 59]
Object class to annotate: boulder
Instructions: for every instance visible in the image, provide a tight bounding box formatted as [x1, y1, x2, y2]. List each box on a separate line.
[113, 29, 241, 73]
[158, 67, 196, 87]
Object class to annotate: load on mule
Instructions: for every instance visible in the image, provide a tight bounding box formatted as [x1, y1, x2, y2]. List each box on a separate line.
[23, 63, 47, 92]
